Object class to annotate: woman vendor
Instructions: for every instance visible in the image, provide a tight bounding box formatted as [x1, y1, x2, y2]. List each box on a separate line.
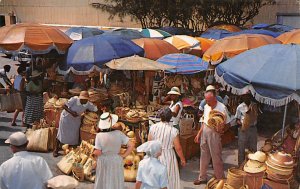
[53, 91, 98, 157]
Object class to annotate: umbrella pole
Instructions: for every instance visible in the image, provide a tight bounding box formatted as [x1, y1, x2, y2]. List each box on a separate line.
[281, 102, 288, 140]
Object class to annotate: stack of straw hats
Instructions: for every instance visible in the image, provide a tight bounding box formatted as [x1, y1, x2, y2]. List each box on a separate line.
[207, 110, 226, 133]
[265, 151, 294, 184]
[244, 151, 267, 174]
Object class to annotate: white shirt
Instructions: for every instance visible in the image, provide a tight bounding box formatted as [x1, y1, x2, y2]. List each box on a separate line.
[136, 157, 168, 189]
[202, 101, 231, 125]
[235, 102, 258, 126]
[169, 101, 183, 125]
[0, 151, 53, 189]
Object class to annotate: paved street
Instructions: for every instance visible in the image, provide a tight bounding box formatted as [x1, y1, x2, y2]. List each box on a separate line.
[0, 111, 270, 189]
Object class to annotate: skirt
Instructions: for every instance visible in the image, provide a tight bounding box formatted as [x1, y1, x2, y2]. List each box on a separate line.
[94, 154, 124, 189]
[24, 94, 44, 125]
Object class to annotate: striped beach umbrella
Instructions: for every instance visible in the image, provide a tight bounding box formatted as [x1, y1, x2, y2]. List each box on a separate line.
[157, 53, 208, 74]
[139, 28, 171, 39]
[164, 35, 200, 51]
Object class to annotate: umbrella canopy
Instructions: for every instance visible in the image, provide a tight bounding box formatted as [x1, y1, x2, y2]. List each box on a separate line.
[159, 27, 194, 35]
[64, 35, 144, 74]
[277, 29, 300, 44]
[203, 34, 281, 65]
[157, 53, 208, 74]
[195, 37, 215, 53]
[215, 44, 300, 107]
[264, 24, 294, 33]
[106, 55, 175, 71]
[210, 24, 241, 32]
[229, 29, 280, 38]
[65, 27, 104, 40]
[252, 23, 270, 29]
[200, 29, 232, 40]
[0, 23, 73, 54]
[132, 38, 179, 60]
[102, 28, 145, 40]
[164, 35, 201, 51]
[139, 28, 171, 39]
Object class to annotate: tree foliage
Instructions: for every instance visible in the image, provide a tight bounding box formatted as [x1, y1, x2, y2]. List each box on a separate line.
[93, 0, 275, 31]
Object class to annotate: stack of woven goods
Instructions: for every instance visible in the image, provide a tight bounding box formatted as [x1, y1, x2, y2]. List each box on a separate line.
[265, 151, 295, 184]
[81, 112, 99, 140]
[57, 140, 96, 182]
[125, 109, 148, 123]
[205, 178, 235, 189]
[88, 89, 108, 103]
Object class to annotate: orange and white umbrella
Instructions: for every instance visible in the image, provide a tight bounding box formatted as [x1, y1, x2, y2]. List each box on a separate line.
[164, 35, 201, 52]
[195, 37, 215, 53]
[210, 24, 241, 32]
[203, 34, 281, 65]
[277, 29, 300, 44]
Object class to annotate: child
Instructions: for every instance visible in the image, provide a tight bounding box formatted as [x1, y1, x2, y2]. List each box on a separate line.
[135, 140, 168, 189]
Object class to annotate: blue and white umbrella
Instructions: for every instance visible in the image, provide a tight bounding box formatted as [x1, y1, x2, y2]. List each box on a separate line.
[65, 27, 104, 40]
[201, 29, 232, 40]
[139, 28, 171, 39]
[157, 53, 208, 74]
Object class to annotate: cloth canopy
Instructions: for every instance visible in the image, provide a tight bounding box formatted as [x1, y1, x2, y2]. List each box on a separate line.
[139, 29, 171, 39]
[229, 29, 280, 38]
[65, 27, 103, 40]
[277, 29, 300, 44]
[200, 29, 232, 40]
[102, 29, 145, 40]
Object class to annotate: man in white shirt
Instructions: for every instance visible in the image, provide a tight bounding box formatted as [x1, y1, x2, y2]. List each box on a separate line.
[0, 132, 53, 189]
[235, 94, 259, 165]
[194, 85, 230, 185]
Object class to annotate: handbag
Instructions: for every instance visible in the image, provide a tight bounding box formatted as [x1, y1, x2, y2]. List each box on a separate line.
[57, 150, 78, 175]
[26, 128, 49, 152]
[179, 114, 194, 136]
[0, 92, 23, 112]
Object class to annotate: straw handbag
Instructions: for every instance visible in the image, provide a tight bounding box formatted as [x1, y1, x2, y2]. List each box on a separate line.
[0, 93, 23, 112]
[241, 103, 258, 131]
[72, 162, 84, 182]
[83, 157, 96, 182]
[226, 168, 247, 189]
[57, 151, 78, 175]
[26, 128, 49, 152]
[179, 114, 194, 136]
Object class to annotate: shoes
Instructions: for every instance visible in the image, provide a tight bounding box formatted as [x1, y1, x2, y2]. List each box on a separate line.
[193, 179, 207, 185]
[53, 151, 59, 157]
[11, 122, 17, 126]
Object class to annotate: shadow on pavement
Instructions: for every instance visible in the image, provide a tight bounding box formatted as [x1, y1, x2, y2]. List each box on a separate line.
[0, 117, 13, 123]
[0, 139, 8, 146]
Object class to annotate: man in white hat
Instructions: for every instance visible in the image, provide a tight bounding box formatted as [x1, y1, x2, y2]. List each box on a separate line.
[194, 85, 231, 185]
[0, 132, 53, 189]
[163, 87, 183, 130]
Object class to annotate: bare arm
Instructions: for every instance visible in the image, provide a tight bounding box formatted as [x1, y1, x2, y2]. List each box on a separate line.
[173, 135, 186, 166]
[93, 149, 102, 157]
[194, 123, 204, 143]
[121, 140, 135, 158]
[171, 104, 180, 117]
[62, 104, 78, 117]
[148, 133, 153, 141]
[135, 181, 142, 189]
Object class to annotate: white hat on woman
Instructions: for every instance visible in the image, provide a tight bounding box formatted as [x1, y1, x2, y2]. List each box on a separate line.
[97, 112, 118, 130]
[167, 86, 181, 95]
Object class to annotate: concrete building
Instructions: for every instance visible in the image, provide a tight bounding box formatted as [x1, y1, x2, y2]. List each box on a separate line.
[0, 0, 299, 28]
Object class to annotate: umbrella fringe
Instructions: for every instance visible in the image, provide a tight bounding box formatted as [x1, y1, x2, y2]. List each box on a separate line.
[57, 65, 103, 75]
[1, 45, 68, 55]
[215, 71, 300, 107]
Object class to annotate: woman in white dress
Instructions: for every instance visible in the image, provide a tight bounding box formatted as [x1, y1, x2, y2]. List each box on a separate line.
[136, 140, 168, 189]
[54, 91, 97, 157]
[148, 108, 186, 189]
[93, 112, 135, 189]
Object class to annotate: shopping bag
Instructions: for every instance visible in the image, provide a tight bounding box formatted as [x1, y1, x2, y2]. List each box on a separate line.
[179, 114, 194, 136]
[0, 93, 22, 112]
[26, 128, 49, 152]
[57, 150, 77, 175]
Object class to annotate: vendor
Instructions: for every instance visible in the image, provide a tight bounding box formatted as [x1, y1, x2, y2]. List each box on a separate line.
[53, 91, 98, 157]
[163, 87, 183, 131]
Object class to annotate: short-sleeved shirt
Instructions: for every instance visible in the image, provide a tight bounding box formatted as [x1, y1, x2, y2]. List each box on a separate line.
[202, 101, 231, 125]
[235, 102, 258, 126]
[169, 101, 183, 125]
[94, 130, 129, 154]
[0, 151, 53, 189]
[136, 158, 168, 189]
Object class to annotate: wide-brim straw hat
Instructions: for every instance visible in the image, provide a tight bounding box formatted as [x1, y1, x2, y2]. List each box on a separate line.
[47, 175, 79, 189]
[243, 160, 266, 174]
[248, 151, 267, 163]
[207, 110, 226, 128]
[54, 98, 68, 108]
[167, 86, 181, 95]
[79, 91, 89, 100]
[98, 112, 118, 130]
[265, 160, 293, 176]
[30, 70, 42, 78]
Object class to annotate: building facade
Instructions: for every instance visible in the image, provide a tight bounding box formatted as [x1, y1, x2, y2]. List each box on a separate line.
[0, 0, 299, 28]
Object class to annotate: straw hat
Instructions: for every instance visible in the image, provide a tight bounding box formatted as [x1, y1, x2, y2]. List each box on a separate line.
[267, 151, 294, 168]
[248, 151, 267, 163]
[98, 112, 118, 130]
[30, 70, 42, 78]
[266, 160, 293, 176]
[206, 85, 216, 92]
[167, 86, 181, 95]
[47, 175, 79, 189]
[79, 91, 89, 100]
[243, 160, 267, 174]
[207, 110, 226, 130]
[54, 98, 68, 108]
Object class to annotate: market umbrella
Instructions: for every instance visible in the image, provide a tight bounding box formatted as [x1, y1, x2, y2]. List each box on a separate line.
[65, 27, 104, 40]
[164, 35, 201, 55]
[139, 28, 171, 39]
[132, 38, 179, 60]
[252, 23, 270, 29]
[200, 29, 232, 40]
[64, 35, 144, 74]
[0, 23, 73, 54]
[106, 56, 175, 71]
[194, 37, 215, 53]
[203, 34, 281, 65]
[229, 29, 280, 38]
[102, 28, 145, 40]
[215, 44, 300, 138]
[264, 24, 294, 33]
[277, 29, 300, 44]
[159, 26, 194, 35]
[210, 24, 241, 32]
[157, 53, 208, 74]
